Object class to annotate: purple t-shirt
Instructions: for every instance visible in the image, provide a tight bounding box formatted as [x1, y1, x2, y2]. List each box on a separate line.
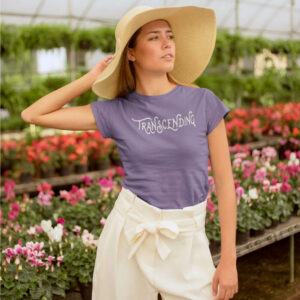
[91, 85, 231, 209]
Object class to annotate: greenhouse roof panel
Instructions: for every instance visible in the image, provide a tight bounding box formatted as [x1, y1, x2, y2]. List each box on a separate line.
[1, 0, 299, 40]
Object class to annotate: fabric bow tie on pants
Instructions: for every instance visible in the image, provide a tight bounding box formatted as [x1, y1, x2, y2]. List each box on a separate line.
[124, 209, 180, 261]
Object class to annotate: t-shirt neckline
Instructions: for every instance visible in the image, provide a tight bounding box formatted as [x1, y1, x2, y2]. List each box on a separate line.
[128, 84, 181, 101]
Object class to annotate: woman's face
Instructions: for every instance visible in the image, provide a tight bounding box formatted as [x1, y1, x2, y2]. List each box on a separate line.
[127, 19, 175, 74]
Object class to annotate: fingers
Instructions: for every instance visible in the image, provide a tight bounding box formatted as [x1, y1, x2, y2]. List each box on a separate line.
[104, 54, 115, 65]
[215, 286, 238, 300]
[212, 275, 219, 297]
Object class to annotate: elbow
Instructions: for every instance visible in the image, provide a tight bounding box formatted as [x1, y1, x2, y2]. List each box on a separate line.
[21, 110, 33, 124]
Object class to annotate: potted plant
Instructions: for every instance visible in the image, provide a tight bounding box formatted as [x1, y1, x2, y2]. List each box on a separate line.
[63, 230, 99, 300]
[109, 143, 122, 167]
[205, 213, 221, 255]
[39, 150, 56, 178]
[248, 194, 271, 237]
[17, 145, 37, 183]
[70, 142, 88, 174]
[236, 195, 253, 244]
[264, 192, 284, 229]
[56, 151, 73, 176]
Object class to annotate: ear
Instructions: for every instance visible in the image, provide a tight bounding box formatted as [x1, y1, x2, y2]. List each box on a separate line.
[127, 47, 136, 62]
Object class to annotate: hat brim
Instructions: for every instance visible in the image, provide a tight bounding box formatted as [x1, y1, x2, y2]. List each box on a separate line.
[92, 5, 216, 99]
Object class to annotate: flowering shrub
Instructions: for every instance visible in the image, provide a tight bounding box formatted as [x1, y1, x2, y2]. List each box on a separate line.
[1, 145, 299, 298]
[0, 170, 122, 299]
[205, 146, 300, 241]
[1, 131, 115, 182]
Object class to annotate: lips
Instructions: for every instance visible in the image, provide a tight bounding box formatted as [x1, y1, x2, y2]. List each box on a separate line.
[161, 53, 173, 58]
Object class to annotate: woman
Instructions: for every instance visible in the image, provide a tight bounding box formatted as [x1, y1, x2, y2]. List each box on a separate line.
[21, 5, 238, 300]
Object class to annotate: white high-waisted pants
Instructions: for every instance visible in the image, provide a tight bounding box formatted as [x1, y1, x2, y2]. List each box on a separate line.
[92, 186, 217, 300]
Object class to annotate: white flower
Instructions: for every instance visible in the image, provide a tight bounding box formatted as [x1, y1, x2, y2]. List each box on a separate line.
[41, 220, 52, 233]
[81, 230, 98, 248]
[288, 152, 299, 166]
[249, 188, 258, 199]
[263, 161, 276, 172]
[41, 220, 63, 242]
[49, 224, 63, 242]
[27, 226, 36, 235]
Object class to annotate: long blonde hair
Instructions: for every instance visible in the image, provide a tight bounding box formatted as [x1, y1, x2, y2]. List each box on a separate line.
[115, 21, 199, 99]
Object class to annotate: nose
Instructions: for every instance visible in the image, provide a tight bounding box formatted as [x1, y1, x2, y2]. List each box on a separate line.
[162, 36, 172, 48]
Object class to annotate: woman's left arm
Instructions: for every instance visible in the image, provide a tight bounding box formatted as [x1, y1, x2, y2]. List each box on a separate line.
[207, 118, 238, 300]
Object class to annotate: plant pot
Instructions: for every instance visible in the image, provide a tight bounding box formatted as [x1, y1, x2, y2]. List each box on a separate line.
[78, 282, 92, 300]
[209, 240, 221, 255]
[292, 204, 299, 216]
[74, 163, 88, 174]
[250, 228, 265, 237]
[88, 159, 95, 171]
[268, 219, 279, 229]
[40, 167, 55, 178]
[94, 159, 110, 170]
[19, 172, 33, 183]
[236, 229, 250, 245]
[59, 164, 73, 176]
[280, 215, 291, 223]
[110, 156, 123, 167]
[53, 290, 81, 300]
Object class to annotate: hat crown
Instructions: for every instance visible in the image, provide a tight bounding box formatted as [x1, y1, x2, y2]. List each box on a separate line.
[115, 6, 153, 38]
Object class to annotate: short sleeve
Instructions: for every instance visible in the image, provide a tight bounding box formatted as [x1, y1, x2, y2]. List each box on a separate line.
[90, 99, 117, 138]
[204, 88, 231, 135]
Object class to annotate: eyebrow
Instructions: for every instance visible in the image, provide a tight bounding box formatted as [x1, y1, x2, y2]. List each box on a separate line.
[146, 30, 173, 35]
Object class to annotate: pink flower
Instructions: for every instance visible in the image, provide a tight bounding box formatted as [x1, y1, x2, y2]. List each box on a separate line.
[73, 225, 81, 233]
[56, 218, 65, 226]
[10, 202, 19, 212]
[100, 217, 106, 226]
[37, 182, 54, 195]
[4, 179, 16, 202]
[98, 178, 116, 192]
[35, 226, 43, 233]
[14, 224, 21, 231]
[60, 185, 86, 206]
[81, 175, 92, 186]
[281, 182, 292, 193]
[8, 210, 19, 220]
[37, 192, 52, 206]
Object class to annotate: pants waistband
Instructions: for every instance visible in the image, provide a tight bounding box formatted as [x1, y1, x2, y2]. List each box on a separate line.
[114, 187, 208, 231]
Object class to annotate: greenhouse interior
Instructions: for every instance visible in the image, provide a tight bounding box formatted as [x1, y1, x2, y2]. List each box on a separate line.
[1, 0, 300, 300]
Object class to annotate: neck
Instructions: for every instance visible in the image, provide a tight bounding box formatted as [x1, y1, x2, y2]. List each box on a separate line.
[134, 74, 177, 96]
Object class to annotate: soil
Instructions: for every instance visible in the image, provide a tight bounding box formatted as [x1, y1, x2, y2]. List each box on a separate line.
[233, 232, 300, 300]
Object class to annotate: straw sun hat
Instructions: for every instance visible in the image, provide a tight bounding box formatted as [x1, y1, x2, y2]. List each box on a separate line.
[92, 5, 216, 99]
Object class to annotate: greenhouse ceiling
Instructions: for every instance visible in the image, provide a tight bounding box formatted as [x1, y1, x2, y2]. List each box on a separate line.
[1, 0, 300, 40]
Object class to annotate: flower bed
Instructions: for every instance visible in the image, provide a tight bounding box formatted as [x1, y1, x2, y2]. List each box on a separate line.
[1, 131, 118, 184]
[1, 102, 299, 185]
[1, 145, 299, 299]
[225, 102, 300, 143]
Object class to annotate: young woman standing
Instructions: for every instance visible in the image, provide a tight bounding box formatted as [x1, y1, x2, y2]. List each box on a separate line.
[22, 5, 238, 300]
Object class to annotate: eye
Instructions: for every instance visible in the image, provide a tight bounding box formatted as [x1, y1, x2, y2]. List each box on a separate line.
[149, 35, 175, 40]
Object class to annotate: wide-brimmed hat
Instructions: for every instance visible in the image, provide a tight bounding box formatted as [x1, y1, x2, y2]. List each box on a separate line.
[92, 5, 216, 99]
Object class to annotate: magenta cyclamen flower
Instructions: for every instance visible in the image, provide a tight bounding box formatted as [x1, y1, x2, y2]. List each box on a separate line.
[98, 178, 116, 192]
[100, 217, 106, 226]
[73, 225, 81, 233]
[56, 218, 65, 226]
[37, 192, 52, 206]
[4, 179, 16, 202]
[60, 185, 86, 206]
[2, 242, 63, 269]
[81, 175, 92, 186]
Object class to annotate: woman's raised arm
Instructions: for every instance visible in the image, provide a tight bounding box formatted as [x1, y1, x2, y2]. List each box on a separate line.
[21, 55, 114, 131]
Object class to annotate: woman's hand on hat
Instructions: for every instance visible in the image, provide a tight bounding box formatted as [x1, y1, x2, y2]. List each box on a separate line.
[88, 54, 115, 79]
